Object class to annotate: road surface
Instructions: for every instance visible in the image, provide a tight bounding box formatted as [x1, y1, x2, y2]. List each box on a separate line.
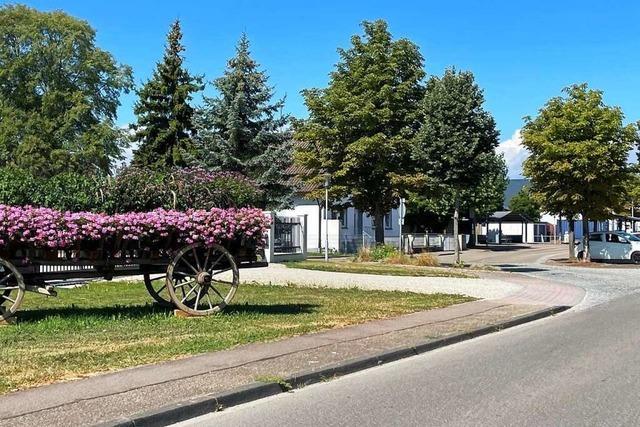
[177, 293, 640, 426]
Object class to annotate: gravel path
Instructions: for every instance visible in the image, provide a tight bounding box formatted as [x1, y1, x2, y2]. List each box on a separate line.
[235, 264, 522, 300]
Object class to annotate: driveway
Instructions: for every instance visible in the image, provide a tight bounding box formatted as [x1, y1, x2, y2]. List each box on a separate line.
[437, 243, 566, 265]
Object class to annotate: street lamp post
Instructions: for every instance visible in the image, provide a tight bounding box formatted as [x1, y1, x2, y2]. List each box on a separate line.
[323, 173, 331, 262]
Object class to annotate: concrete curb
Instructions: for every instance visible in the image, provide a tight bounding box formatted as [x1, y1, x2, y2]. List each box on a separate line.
[99, 305, 570, 427]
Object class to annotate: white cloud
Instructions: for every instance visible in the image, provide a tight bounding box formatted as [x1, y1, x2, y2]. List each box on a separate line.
[497, 129, 529, 178]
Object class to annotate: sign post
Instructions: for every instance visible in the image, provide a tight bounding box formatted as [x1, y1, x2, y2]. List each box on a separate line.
[398, 198, 406, 252]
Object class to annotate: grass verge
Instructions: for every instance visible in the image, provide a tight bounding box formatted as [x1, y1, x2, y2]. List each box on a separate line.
[284, 260, 476, 278]
[0, 281, 473, 394]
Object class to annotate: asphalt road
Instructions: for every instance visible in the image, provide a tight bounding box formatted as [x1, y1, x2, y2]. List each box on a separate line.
[176, 293, 640, 427]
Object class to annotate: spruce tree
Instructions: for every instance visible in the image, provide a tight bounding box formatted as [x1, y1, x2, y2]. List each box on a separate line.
[132, 20, 203, 170]
[194, 34, 292, 208]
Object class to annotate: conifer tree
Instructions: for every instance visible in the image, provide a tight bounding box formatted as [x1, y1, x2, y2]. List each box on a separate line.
[194, 34, 292, 208]
[132, 20, 203, 170]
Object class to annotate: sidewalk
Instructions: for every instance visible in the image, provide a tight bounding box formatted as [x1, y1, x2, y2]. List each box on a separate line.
[0, 272, 585, 427]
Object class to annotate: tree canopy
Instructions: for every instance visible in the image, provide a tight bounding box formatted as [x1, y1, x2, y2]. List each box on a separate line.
[522, 83, 639, 258]
[0, 4, 133, 176]
[193, 34, 292, 208]
[411, 68, 500, 260]
[509, 186, 541, 222]
[132, 20, 203, 170]
[294, 20, 425, 242]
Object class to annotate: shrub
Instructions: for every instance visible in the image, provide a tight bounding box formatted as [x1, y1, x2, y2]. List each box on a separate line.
[413, 253, 440, 267]
[0, 167, 102, 211]
[103, 167, 168, 213]
[104, 167, 262, 213]
[370, 244, 398, 261]
[354, 246, 373, 262]
[385, 253, 412, 264]
[168, 168, 262, 210]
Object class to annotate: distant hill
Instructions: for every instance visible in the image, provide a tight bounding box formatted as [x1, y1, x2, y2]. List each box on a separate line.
[503, 178, 529, 209]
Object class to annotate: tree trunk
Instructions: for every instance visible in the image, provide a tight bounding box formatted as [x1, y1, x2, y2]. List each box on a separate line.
[453, 195, 461, 265]
[374, 209, 385, 245]
[568, 218, 576, 261]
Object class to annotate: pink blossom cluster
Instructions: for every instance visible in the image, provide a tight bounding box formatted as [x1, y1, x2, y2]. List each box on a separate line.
[0, 205, 270, 249]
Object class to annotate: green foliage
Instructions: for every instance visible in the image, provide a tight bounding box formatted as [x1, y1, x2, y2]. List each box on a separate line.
[409, 69, 502, 244]
[412, 68, 500, 194]
[0, 167, 102, 211]
[132, 20, 203, 170]
[103, 167, 262, 213]
[0, 4, 133, 176]
[294, 20, 425, 243]
[509, 186, 541, 221]
[522, 83, 639, 220]
[193, 34, 292, 209]
[103, 167, 167, 213]
[369, 244, 399, 261]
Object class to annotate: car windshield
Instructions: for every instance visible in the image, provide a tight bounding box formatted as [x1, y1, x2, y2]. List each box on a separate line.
[618, 232, 640, 242]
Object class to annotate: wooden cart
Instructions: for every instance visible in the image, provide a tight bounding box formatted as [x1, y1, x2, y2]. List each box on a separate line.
[0, 238, 266, 321]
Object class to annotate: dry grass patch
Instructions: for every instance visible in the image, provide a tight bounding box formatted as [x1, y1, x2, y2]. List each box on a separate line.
[0, 280, 473, 394]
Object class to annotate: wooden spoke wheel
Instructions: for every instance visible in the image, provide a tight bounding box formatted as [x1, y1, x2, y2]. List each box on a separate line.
[143, 272, 173, 308]
[167, 243, 239, 316]
[0, 258, 25, 321]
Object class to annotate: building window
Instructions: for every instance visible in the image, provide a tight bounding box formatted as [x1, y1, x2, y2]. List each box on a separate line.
[384, 212, 392, 229]
[340, 209, 348, 229]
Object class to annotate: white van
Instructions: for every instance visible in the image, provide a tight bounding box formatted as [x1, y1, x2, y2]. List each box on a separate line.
[576, 231, 640, 263]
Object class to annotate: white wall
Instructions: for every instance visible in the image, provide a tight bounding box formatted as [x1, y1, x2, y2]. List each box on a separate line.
[276, 198, 403, 253]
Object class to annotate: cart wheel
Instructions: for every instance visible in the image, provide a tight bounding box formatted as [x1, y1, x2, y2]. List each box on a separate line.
[167, 243, 239, 316]
[144, 273, 197, 308]
[0, 258, 25, 321]
[143, 273, 173, 308]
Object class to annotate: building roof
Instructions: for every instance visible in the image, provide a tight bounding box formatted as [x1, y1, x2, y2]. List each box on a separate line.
[488, 210, 533, 222]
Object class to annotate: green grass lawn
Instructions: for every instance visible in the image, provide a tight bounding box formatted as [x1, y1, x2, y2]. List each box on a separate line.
[0, 281, 473, 394]
[284, 260, 476, 278]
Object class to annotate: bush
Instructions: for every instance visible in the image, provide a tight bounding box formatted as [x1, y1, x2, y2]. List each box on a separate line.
[104, 167, 262, 213]
[413, 253, 440, 267]
[370, 244, 398, 261]
[354, 246, 373, 262]
[103, 167, 168, 213]
[0, 167, 102, 211]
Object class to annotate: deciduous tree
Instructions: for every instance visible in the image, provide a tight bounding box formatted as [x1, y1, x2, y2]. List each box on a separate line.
[412, 68, 500, 263]
[294, 20, 425, 243]
[0, 5, 133, 176]
[522, 84, 639, 261]
[509, 186, 541, 222]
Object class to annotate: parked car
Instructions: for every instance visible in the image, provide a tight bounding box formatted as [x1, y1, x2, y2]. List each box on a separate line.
[575, 231, 640, 263]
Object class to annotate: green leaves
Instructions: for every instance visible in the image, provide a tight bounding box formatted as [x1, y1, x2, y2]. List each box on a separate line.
[295, 20, 425, 241]
[522, 83, 639, 219]
[193, 34, 292, 209]
[132, 20, 203, 170]
[0, 4, 133, 176]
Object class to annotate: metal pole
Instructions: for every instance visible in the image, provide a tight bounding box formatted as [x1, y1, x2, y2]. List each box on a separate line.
[325, 186, 329, 262]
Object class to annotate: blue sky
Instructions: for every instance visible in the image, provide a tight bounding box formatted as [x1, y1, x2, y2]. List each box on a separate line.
[9, 0, 640, 177]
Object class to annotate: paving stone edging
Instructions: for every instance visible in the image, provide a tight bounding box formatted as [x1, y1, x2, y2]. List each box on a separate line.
[101, 305, 570, 427]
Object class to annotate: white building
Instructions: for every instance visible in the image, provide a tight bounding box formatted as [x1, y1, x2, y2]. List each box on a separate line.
[276, 198, 402, 253]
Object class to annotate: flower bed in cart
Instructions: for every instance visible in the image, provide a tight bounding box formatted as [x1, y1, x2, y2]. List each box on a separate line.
[0, 205, 270, 256]
[0, 205, 270, 321]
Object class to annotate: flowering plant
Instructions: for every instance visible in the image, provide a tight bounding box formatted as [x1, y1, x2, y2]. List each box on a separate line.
[0, 205, 270, 249]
